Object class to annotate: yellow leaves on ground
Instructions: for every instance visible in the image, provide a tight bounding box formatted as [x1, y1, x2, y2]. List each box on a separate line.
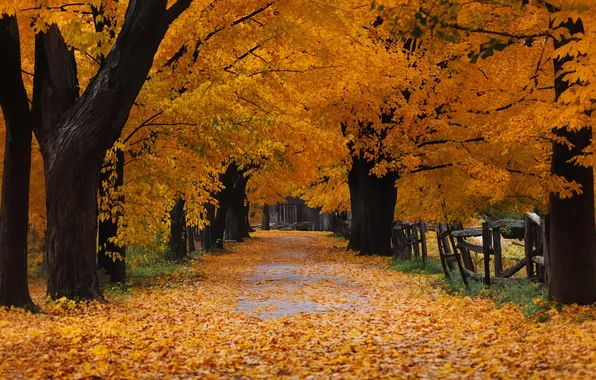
[1, 231, 595, 378]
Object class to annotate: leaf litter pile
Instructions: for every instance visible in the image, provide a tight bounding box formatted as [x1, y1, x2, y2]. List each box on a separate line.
[0, 231, 595, 378]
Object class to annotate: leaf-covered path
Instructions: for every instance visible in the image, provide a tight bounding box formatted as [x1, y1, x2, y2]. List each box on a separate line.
[1, 231, 595, 378]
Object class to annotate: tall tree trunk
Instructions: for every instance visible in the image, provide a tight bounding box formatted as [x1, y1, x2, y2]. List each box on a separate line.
[0, 15, 35, 309]
[169, 198, 187, 261]
[187, 226, 195, 252]
[226, 207, 243, 241]
[98, 149, 126, 283]
[32, 1, 191, 300]
[223, 163, 250, 241]
[202, 203, 215, 251]
[245, 202, 255, 233]
[212, 201, 227, 250]
[226, 186, 250, 241]
[44, 153, 103, 300]
[547, 13, 596, 305]
[262, 205, 271, 230]
[211, 162, 251, 246]
[347, 156, 398, 256]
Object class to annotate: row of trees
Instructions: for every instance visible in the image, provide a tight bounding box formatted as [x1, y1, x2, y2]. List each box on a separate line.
[0, 0, 595, 308]
[297, 1, 596, 305]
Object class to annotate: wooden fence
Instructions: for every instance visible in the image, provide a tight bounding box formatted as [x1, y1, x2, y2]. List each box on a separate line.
[437, 213, 545, 286]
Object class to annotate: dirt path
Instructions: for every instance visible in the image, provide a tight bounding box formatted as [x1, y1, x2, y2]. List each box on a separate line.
[0, 231, 594, 378]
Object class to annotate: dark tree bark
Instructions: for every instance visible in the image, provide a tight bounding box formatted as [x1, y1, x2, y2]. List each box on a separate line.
[225, 207, 243, 241]
[347, 156, 398, 256]
[212, 199, 227, 250]
[202, 203, 215, 251]
[224, 163, 250, 241]
[211, 162, 250, 246]
[187, 226, 195, 252]
[262, 205, 271, 230]
[93, 0, 125, 285]
[169, 198, 187, 261]
[0, 15, 35, 309]
[245, 202, 255, 233]
[32, 0, 192, 300]
[98, 149, 126, 283]
[546, 12, 596, 305]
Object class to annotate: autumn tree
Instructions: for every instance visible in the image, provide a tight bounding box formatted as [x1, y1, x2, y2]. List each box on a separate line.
[0, 0, 193, 300]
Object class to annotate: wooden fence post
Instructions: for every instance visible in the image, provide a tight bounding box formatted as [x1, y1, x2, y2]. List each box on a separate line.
[412, 222, 420, 259]
[420, 220, 427, 267]
[436, 226, 450, 277]
[482, 222, 491, 286]
[524, 214, 534, 279]
[493, 227, 502, 277]
[438, 224, 455, 270]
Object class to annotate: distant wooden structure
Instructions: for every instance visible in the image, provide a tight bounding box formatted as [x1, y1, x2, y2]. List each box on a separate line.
[266, 198, 335, 231]
[438, 213, 544, 286]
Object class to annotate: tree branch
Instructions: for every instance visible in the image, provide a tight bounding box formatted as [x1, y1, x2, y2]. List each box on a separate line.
[122, 111, 164, 143]
[446, 24, 547, 40]
[192, 2, 275, 62]
[410, 163, 453, 174]
[417, 137, 485, 148]
[166, 0, 194, 24]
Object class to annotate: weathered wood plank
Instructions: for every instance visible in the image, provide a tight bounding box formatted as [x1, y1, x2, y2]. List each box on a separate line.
[526, 212, 541, 227]
[482, 222, 491, 286]
[451, 228, 483, 237]
[438, 228, 451, 239]
[439, 224, 456, 270]
[393, 222, 415, 229]
[486, 219, 525, 228]
[412, 222, 420, 259]
[501, 258, 527, 278]
[436, 226, 451, 278]
[457, 240, 483, 253]
[420, 220, 428, 267]
[455, 237, 475, 271]
[501, 246, 544, 278]
[532, 256, 545, 265]
[493, 228, 503, 277]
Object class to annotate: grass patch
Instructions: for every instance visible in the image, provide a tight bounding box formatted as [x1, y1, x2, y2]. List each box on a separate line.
[101, 246, 202, 301]
[392, 258, 444, 275]
[441, 272, 549, 318]
[392, 254, 551, 319]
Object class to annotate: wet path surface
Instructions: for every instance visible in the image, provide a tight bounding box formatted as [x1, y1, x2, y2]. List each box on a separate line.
[235, 238, 370, 319]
